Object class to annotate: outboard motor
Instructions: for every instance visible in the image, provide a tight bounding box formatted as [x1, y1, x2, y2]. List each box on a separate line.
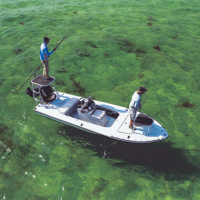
[25, 86, 40, 98]
[25, 85, 56, 103]
[25, 87, 33, 97]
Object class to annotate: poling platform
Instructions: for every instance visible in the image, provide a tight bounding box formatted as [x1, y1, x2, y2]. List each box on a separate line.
[31, 75, 55, 86]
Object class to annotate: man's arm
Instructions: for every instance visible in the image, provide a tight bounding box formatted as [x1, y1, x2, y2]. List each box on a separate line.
[133, 99, 140, 109]
[45, 46, 54, 56]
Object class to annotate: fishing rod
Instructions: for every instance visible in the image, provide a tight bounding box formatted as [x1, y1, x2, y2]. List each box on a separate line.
[13, 36, 66, 93]
[138, 90, 149, 111]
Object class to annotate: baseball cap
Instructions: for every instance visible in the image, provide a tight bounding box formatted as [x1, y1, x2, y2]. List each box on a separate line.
[43, 37, 50, 42]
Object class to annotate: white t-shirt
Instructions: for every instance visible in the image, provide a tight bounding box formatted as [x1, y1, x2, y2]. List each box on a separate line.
[129, 91, 141, 109]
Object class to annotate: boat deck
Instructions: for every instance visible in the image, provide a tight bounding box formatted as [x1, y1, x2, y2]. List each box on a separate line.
[38, 95, 117, 127]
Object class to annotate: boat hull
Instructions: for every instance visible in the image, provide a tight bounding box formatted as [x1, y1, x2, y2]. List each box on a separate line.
[34, 92, 169, 143]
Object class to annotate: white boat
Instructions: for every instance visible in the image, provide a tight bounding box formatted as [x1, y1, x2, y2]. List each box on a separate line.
[26, 75, 169, 143]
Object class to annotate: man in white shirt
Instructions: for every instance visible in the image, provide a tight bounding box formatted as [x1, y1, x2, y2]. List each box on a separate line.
[129, 86, 147, 130]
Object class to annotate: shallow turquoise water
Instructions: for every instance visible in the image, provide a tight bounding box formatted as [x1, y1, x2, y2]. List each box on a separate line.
[1, 0, 200, 199]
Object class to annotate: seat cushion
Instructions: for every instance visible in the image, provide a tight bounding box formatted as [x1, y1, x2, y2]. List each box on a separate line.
[92, 109, 106, 119]
[59, 98, 78, 115]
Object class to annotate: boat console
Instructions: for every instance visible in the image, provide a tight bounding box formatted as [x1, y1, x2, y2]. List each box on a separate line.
[57, 95, 108, 126]
[77, 96, 108, 126]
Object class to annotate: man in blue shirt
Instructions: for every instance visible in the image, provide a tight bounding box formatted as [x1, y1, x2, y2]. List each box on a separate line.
[129, 86, 147, 130]
[40, 37, 57, 80]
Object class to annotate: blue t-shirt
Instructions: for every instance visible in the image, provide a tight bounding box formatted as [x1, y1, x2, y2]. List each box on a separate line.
[129, 91, 141, 109]
[40, 43, 53, 61]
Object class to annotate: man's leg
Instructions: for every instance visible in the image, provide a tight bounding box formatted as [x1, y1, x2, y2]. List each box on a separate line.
[129, 107, 137, 130]
[45, 61, 49, 79]
[129, 106, 133, 128]
[132, 109, 137, 130]
[42, 61, 47, 78]
[129, 119, 133, 127]
[41, 61, 45, 78]
[42, 61, 49, 79]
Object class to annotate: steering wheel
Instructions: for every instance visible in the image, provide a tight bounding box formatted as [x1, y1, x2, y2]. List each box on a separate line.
[78, 97, 86, 105]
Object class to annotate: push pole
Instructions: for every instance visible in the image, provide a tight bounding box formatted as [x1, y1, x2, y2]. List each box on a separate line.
[54, 36, 66, 50]
[14, 36, 66, 93]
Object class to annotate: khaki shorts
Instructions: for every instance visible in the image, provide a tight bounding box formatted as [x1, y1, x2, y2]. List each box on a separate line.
[129, 106, 137, 121]
[41, 60, 49, 79]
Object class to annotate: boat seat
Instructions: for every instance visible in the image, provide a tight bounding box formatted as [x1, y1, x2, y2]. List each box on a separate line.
[59, 98, 78, 116]
[91, 109, 108, 126]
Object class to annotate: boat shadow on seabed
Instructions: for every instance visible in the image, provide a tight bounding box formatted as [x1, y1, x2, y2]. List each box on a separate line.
[60, 126, 199, 181]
